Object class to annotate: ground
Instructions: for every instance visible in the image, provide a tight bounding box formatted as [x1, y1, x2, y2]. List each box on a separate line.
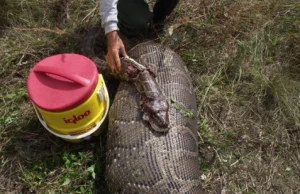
[0, 0, 300, 193]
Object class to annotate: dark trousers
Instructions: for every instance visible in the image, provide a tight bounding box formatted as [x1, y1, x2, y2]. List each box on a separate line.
[153, 0, 179, 22]
[117, 0, 179, 36]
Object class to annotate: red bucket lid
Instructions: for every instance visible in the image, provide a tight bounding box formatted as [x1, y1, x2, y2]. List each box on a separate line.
[27, 53, 98, 112]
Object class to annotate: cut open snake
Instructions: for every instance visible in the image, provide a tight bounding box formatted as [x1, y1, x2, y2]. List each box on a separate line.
[81, 28, 204, 193]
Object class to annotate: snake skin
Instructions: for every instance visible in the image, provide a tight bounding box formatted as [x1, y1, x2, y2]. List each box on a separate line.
[81, 29, 204, 194]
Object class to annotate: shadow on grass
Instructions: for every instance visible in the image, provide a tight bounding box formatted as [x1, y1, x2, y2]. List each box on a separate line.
[0, 0, 9, 35]
[1, 116, 109, 193]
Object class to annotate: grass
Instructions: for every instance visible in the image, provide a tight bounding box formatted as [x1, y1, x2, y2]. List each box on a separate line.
[164, 1, 300, 193]
[1, 0, 300, 193]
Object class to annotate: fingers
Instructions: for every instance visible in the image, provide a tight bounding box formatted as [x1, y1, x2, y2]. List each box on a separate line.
[113, 51, 121, 72]
[106, 46, 126, 73]
[105, 54, 115, 73]
[120, 45, 128, 58]
[106, 49, 121, 73]
[115, 44, 128, 71]
[106, 31, 127, 73]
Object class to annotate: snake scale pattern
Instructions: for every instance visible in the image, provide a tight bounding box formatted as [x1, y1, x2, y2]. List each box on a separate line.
[81, 28, 204, 194]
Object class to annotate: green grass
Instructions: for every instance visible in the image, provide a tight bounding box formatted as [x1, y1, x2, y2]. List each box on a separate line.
[1, 0, 300, 193]
[165, 1, 300, 193]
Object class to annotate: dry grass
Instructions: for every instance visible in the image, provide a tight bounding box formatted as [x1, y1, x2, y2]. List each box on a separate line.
[163, 0, 300, 193]
[1, 0, 300, 193]
[0, 1, 107, 193]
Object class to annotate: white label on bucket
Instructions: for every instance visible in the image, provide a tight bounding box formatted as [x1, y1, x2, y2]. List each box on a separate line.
[98, 87, 104, 102]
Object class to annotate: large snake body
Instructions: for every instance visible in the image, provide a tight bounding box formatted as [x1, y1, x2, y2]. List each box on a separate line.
[81, 29, 203, 193]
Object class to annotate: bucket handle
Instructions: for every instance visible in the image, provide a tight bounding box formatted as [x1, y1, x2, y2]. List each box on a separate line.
[33, 66, 90, 86]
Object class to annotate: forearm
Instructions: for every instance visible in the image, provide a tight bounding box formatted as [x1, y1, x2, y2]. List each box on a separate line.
[99, 0, 119, 34]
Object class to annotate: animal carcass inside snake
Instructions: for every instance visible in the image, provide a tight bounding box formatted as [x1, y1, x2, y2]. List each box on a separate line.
[118, 57, 169, 131]
[81, 28, 169, 131]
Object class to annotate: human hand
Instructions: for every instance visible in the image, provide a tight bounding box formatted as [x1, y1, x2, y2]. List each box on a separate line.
[106, 31, 127, 72]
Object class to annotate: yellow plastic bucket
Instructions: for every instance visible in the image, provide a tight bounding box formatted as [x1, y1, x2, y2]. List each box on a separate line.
[27, 54, 109, 142]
